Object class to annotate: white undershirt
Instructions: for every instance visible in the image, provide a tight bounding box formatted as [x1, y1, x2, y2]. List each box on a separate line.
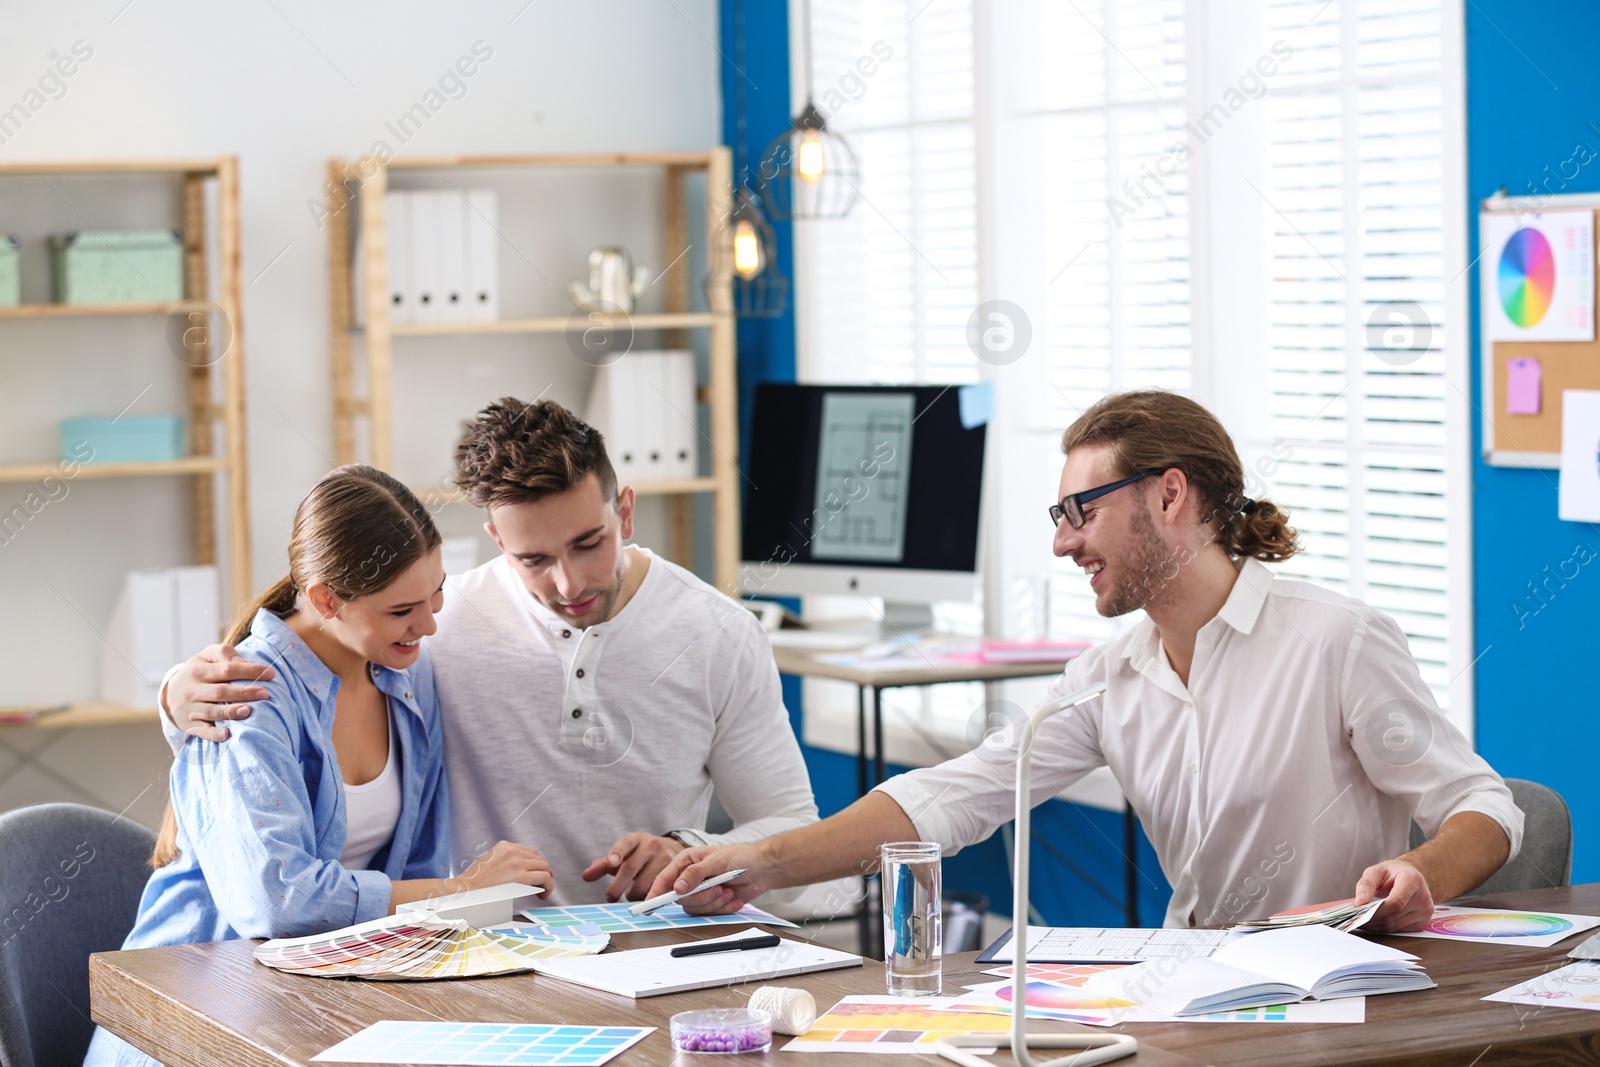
[341, 706, 401, 871]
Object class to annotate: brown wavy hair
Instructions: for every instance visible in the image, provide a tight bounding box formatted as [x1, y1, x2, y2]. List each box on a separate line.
[453, 397, 617, 509]
[150, 465, 441, 868]
[1061, 390, 1300, 562]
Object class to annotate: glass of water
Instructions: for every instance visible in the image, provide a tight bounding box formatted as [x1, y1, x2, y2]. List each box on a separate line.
[880, 841, 941, 996]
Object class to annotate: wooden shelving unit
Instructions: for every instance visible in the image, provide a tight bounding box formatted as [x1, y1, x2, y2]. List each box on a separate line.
[327, 149, 741, 589]
[0, 157, 252, 725]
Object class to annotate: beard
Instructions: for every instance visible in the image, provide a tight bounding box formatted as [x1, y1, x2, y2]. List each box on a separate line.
[1095, 503, 1178, 618]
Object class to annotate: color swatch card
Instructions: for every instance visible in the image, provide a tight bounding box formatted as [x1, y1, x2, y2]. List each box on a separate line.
[1235, 897, 1383, 934]
[1483, 961, 1600, 1013]
[254, 913, 607, 981]
[779, 996, 1024, 1054]
[312, 1021, 653, 1065]
[517, 901, 795, 933]
[1389, 905, 1600, 948]
[1481, 211, 1595, 341]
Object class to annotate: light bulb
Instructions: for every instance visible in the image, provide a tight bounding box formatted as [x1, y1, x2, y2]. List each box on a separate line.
[733, 218, 764, 280]
[797, 131, 825, 183]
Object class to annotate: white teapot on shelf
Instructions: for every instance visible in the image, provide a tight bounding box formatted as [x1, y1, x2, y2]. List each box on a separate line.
[568, 246, 650, 313]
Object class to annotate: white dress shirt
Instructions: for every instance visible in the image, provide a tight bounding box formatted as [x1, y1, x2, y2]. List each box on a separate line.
[429, 548, 819, 904]
[875, 558, 1523, 928]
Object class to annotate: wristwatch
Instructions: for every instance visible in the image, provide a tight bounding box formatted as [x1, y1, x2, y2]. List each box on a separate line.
[664, 828, 710, 848]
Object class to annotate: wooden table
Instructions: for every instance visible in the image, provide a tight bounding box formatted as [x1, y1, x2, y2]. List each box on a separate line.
[91, 884, 1600, 1067]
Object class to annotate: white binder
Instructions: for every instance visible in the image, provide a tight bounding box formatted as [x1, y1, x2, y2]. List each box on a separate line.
[409, 190, 442, 324]
[588, 357, 643, 480]
[662, 351, 698, 480]
[586, 351, 698, 486]
[435, 191, 467, 323]
[464, 189, 500, 322]
[100, 565, 219, 708]
[383, 190, 413, 325]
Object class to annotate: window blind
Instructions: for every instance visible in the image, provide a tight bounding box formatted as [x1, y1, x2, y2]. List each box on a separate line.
[1261, 0, 1451, 699]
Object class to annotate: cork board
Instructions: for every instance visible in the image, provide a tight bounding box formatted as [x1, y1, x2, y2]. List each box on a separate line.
[1484, 205, 1600, 467]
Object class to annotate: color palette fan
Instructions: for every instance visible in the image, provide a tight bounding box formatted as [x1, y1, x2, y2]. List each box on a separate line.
[254, 912, 608, 981]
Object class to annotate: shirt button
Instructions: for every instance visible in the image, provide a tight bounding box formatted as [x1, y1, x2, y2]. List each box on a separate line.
[576, 669, 585, 679]
[571, 708, 582, 719]
[405, 692, 412, 700]
[1188, 763, 1197, 774]
[561, 629, 571, 638]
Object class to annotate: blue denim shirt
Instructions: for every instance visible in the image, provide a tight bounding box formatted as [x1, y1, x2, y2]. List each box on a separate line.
[85, 609, 450, 1067]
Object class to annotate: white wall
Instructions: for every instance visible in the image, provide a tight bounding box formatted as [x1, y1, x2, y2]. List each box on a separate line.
[0, 0, 722, 828]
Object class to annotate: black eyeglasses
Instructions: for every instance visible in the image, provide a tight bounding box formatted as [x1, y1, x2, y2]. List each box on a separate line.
[1049, 469, 1169, 529]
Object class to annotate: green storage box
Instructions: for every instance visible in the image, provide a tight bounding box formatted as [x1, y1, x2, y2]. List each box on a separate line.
[61, 416, 188, 464]
[49, 230, 183, 305]
[0, 235, 19, 307]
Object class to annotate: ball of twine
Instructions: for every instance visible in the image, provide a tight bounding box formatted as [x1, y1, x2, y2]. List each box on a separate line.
[749, 985, 816, 1034]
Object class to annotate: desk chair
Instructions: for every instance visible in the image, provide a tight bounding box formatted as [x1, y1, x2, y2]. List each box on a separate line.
[1409, 778, 1572, 895]
[0, 803, 155, 1067]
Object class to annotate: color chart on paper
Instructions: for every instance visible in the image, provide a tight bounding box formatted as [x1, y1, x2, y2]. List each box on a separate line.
[517, 901, 795, 933]
[969, 968, 1365, 1025]
[780, 996, 1018, 1054]
[1480, 210, 1595, 341]
[1392, 906, 1600, 948]
[312, 1022, 653, 1066]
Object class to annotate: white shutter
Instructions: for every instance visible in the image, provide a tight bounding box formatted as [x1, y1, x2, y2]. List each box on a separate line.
[1032, 0, 1191, 644]
[803, 0, 978, 386]
[802, 0, 985, 733]
[1262, 0, 1452, 705]
[796, 0, 1460, 725]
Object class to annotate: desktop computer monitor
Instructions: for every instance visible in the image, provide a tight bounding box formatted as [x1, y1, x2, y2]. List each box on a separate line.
[739, 382, 986, 626]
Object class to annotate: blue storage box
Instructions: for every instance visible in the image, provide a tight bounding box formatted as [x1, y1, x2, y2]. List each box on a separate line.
[61, 416, 188, 464]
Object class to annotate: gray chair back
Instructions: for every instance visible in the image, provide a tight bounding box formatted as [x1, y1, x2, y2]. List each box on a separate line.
[1408, 778, 1572, 896]
[0, 803, 156, 1067]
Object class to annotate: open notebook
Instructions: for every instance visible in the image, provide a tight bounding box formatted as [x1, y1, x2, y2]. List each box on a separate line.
[1084, 924, 1433, 1016]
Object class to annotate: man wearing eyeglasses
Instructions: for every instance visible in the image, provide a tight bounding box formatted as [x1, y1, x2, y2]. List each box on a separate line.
[650, 389, 1522, 932]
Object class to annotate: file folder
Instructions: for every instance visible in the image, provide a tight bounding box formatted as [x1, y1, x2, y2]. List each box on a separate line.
[464, 189, 500, 322]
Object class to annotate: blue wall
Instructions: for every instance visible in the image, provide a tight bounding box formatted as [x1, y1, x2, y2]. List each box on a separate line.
[1466, 2, 1600, 884]
[718, 0, 1170, 926]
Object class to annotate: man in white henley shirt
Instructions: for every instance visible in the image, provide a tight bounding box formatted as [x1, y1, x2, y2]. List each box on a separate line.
[652, 390, 1523, 930]
[160, 399, 818, 905]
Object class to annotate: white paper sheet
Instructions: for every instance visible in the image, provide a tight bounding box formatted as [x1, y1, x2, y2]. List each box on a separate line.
[1484, 961, 1600, 1012]
[1559, 391, 1600, 522]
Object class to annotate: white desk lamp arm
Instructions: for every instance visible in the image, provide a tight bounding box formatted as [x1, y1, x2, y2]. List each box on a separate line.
[936, 680, 1137, 1067]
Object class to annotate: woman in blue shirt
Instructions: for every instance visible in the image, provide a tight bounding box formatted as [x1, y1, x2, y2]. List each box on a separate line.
[86, 465, 550, 1067]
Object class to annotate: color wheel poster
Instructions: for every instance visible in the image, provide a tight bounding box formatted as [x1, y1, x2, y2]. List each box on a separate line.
[1480, 210, 1594, 342]
[1389, 905, 1600, 948]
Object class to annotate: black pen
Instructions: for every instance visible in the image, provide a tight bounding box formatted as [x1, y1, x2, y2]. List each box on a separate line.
[669, 934, 781, 958]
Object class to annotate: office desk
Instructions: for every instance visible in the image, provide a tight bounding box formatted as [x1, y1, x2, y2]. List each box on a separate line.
[769, 640, 1070, 795]
[91, 884, 1600, 1067]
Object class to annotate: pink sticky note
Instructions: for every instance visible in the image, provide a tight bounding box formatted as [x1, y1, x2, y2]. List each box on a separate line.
[1507, 357, 1542, 415]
